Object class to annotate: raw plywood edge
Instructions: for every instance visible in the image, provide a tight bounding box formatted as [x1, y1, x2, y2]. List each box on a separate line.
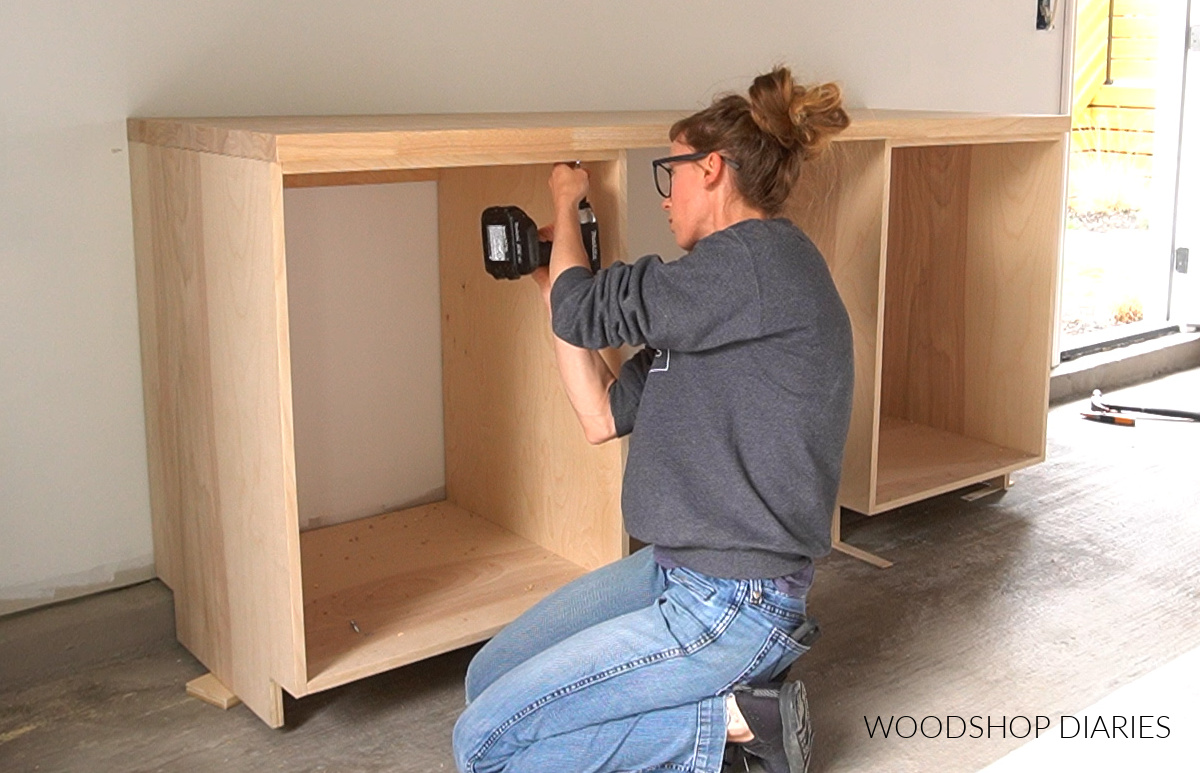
[269, 112, 682, 172]
[127, 111, 1069, 171]
[135, 111, 686, 136]
[276, 114, 1071, 172]
[278, 132, 623, 174]
[844, 111, 1070, 144]
[889, 132, 1069, 149]
[127, 118, 277, 163]
[282, 169, 440, 188]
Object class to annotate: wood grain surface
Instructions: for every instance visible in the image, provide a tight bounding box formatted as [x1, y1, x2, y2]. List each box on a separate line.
[300, 501, 587, 693]
[437, 162, 627, 573]
[963, 140, 1065, 458]
[882, 145, 972, 436]
[874, 417, 1039, 510]
[129, 142, 304, 726]
[128, 111, 1070, 173]
[783, 140, 890, 515]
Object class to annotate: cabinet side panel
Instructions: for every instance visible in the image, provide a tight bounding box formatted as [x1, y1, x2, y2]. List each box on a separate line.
[197, 150, 306, 716]
[881, 146, 971, 434]
[133, 143, 303, 725]
[783, 140, 889, 514]
[964, 140, 1065, 456]
[439, 163, 625, 571]
[133, 145, 232, 676]
[129, 142, 182, 590]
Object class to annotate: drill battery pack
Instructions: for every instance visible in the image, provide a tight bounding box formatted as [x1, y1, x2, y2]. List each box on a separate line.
[481, 200, 600, 280]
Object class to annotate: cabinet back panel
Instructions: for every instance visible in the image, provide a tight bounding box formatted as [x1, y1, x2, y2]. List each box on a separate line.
[881, 145, 972, 433]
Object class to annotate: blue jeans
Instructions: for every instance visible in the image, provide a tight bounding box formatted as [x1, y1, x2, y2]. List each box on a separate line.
[453, 546, 813, 773]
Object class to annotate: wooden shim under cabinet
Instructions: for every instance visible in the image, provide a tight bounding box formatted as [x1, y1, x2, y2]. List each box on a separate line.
[186, 673, 241, 710]
[300, 501, 587, 693]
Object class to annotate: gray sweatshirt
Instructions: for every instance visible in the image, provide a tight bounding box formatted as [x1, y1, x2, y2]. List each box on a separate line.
[550, 218, 853, 579]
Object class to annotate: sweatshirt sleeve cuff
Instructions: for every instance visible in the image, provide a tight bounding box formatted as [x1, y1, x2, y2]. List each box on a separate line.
[549, 265, 595, 343]
[608, 380, 637, 438]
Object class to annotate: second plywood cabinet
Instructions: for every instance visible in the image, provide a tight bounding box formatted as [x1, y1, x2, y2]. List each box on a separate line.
[128, 110, 1067, 726]
[787, 136, 1066, 518]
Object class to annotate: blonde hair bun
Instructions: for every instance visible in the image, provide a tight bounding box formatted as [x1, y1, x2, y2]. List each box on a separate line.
[668, 65, 851, 215]
[748, 66, 849, 160]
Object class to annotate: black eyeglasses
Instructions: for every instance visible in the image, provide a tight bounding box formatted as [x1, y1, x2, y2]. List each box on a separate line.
[651, 151, 741, 198]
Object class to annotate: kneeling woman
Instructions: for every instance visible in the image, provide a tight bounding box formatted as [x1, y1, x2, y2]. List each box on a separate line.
[453, 66, 853, 773]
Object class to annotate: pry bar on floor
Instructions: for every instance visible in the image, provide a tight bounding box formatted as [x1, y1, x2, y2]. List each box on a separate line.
[1090, 390, 1200, 422]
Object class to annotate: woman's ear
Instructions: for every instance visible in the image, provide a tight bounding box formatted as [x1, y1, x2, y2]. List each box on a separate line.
[700, 152, 726, 190]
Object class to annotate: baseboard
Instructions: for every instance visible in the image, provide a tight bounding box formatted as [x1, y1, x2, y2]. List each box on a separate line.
[0, 580, 176, 693]
[1050, 331, 1200, 405]
[0, 559, 156, 618]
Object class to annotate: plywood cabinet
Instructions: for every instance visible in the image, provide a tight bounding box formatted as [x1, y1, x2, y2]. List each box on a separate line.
[128, 110, 1067, 726]
[782, 120, 1068, 517]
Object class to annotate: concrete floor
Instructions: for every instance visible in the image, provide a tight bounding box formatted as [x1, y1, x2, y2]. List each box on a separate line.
[2, 367, 1199, 773]
[980, 644, 1200, 771]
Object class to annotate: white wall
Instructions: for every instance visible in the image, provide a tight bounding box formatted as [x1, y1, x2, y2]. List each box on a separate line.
[284, 183, 446, 531]
[0, 0, 1067, 614]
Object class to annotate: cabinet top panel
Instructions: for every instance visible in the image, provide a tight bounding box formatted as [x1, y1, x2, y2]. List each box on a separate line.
[127, 110, 1069, 174]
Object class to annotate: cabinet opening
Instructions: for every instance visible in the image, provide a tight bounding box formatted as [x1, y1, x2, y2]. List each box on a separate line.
[282, 169, 625, 692]
[877, 142, 1061, 510]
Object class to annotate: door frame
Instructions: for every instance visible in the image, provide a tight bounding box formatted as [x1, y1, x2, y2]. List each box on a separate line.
[1054, 0, 1194, 364]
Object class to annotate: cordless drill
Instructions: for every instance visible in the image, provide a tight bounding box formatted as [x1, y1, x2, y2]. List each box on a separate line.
[481, 199, 600, 280]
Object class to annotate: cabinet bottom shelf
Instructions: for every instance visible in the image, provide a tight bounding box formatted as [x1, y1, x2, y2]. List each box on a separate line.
[873, 417, 1040, 513]
[300, 501, 587, 694]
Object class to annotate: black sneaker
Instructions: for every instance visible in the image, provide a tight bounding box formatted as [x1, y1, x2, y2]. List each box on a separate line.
[731, 681, 813, 773]
[722, 743, 752, 771]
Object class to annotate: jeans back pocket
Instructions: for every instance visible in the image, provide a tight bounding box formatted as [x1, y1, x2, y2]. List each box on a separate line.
[667, 566, 718, 600]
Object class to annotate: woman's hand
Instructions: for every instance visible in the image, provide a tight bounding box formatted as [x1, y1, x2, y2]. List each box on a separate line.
[549, 163, 589, 212]
[547, 165, 592, 284]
